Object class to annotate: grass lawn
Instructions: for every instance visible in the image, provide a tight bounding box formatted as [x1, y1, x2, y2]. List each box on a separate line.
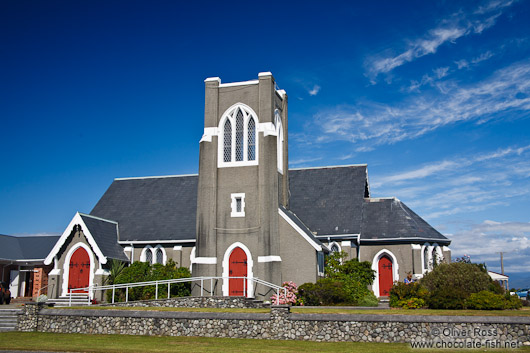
[1, 332, 529, 353]
[62, 305, 530, 316]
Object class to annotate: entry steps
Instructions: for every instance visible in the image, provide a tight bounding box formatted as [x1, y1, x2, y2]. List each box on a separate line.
[0, 309, 21, 332]
[47, 293, 91, 307]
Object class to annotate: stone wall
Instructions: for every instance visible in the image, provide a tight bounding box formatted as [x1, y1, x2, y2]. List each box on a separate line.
[101, 296, 267, 309]
[18, 303, 530, 347]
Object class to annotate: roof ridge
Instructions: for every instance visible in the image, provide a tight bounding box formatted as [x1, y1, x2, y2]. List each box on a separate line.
[79, 212, 119, 224]
[114, 174, 199, 181]
[290, 164, 367, 171]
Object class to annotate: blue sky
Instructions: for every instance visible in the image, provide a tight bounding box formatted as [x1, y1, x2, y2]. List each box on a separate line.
[2, 1, 529, 284]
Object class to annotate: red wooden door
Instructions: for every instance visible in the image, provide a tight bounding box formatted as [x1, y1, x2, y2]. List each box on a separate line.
[378, 255, 393, 296]
[229, 247, 247, 296]
[68, 247, 90, 293]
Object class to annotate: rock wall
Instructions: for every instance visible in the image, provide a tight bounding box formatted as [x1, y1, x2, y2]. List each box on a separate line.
[102, 296, 267, 309]
[17, 303, 530, 347]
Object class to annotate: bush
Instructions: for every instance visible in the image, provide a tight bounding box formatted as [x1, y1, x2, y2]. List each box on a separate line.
[465, 291, 505, 310]
[504, 294, 523, 310]
[270, 281, 301, 305]
[357, 291, 379, 307]
[106, 260, 191, 302]
[389, 282, 428, 309]
[420, 262, 492, 309]
[396, 297, 426, 309]
[298, 278, 350, 306]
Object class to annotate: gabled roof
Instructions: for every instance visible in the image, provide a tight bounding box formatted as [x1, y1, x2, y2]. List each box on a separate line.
[278, 205, 326, 252]
[360, 198, 450, 244]
[288, 165, 369, 236]
[44, 212, 128, 265]
[79, 214, 129, 262]
[0, 234, 60, 262]
[90, 175, 198, 242]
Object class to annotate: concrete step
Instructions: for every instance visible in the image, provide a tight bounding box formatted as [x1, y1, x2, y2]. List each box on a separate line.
[0, 309, 20, 332]
[48, 295, 91, 307]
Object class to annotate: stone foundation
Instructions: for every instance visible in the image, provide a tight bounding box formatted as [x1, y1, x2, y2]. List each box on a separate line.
[17, 303, 530, 346]
[101, 296, 267, 309]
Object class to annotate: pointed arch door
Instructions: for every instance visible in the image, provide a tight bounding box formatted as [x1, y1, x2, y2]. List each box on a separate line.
[378, 255, 393, 297]
[229, 247, 247, 296]
[68, 247, 90, 293]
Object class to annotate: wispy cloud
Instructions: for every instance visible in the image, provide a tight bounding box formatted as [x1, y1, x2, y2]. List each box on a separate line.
[289, 157, 323, 166]
[455, 50, 495, 69]
[305, 60, 530, 147]
[308, 85, 321, 96]
[366, 0, 514, 80]
[448, 220, 530, 274]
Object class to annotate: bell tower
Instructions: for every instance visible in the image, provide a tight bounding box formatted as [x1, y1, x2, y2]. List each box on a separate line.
[193, 72, 288, 297]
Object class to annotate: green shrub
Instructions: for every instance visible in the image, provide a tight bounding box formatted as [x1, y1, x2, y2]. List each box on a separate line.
[106, 260, 191, 302]
[465, 291, 505, 310]
[389, 282, 427, 307]
[357, 291, 379, 307]
[298, 278, 350, 306]
[421, 262, 492, 309]
[504, 294, 523, 310]
[396, 297, 426, 309]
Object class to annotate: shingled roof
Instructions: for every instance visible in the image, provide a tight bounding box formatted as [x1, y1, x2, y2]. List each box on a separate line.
[86, 165, 448, 245]
[90, 175, 198, 242]
[288, 165, 369, 236]
[0, 234, 60, 262]
[360, 198, 450, 244]
[79, 214, 129, 261]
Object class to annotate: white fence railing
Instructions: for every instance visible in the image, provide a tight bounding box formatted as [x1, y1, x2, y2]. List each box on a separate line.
[66, 276, 287, 306]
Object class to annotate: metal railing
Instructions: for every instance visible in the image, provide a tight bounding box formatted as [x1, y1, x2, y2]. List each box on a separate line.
[66, 276, 287, 306]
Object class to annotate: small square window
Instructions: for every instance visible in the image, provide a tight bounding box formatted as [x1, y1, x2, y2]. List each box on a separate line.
[231, 193, 245, 217]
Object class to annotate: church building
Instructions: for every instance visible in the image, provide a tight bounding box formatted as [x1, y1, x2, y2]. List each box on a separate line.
[16, 73, 450, 301]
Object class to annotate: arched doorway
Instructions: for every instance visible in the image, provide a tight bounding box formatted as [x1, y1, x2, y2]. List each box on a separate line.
[378, 255, 393, 296]
[68, 247, 90, 293]
[228, 247, 247, 296]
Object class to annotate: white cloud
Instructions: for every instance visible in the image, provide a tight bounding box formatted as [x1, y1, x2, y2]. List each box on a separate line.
[308, 61, 530, 147]
[448, 220, 530, 274]
[289, 157, 323, 166]
[308, 85, 321, 96]
[367, 1, 514, 80]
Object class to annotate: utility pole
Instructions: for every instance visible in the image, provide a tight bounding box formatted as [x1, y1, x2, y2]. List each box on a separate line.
[497, 252, 504, 275]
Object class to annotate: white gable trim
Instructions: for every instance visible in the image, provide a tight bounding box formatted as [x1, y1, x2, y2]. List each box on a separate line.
[278, 208, 322, 251]
[44, 212, 108, 266]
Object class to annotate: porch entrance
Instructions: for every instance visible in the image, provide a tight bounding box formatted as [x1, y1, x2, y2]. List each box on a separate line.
[68, 247, 90, 292]
[228, 247, 247, 296]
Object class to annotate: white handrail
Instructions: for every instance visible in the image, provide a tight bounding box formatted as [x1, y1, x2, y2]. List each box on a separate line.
[67, 276, 287, 306]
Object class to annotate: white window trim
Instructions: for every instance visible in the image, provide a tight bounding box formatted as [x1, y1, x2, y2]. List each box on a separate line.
[140, 245, 153, 263]
[421, 243, 431, 274]
[218, 103, 259, 168]
[61, 242, 95, 299]
[231, 193, 246, 218]
[371, 249, 399, 298]
[221, 242, 254, 298]
[329, 241, 342, 253]
[275, 110, 284, 174]
[154, 245, 167, 265]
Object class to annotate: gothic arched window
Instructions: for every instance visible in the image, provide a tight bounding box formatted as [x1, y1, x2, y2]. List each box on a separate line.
[248, 117, 256, 161]
[218, 103, 259, 167]
[223, 119, 232, 163]
[275, 110, 283, 173]
[155, 248, 163, 264]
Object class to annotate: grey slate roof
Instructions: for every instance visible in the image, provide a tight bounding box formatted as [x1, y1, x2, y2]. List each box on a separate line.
[361, 198, 450, 244]
[279, 205, 326, 251]
[0, 234, 60, 261]
[86, 165, 448, 246]
[288, 166, 369, 236]
[90, 175, 198, 242]
[79, 214, 129, 262]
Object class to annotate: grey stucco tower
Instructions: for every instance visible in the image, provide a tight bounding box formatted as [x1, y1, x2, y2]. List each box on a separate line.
[193, 72, 289, 297]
